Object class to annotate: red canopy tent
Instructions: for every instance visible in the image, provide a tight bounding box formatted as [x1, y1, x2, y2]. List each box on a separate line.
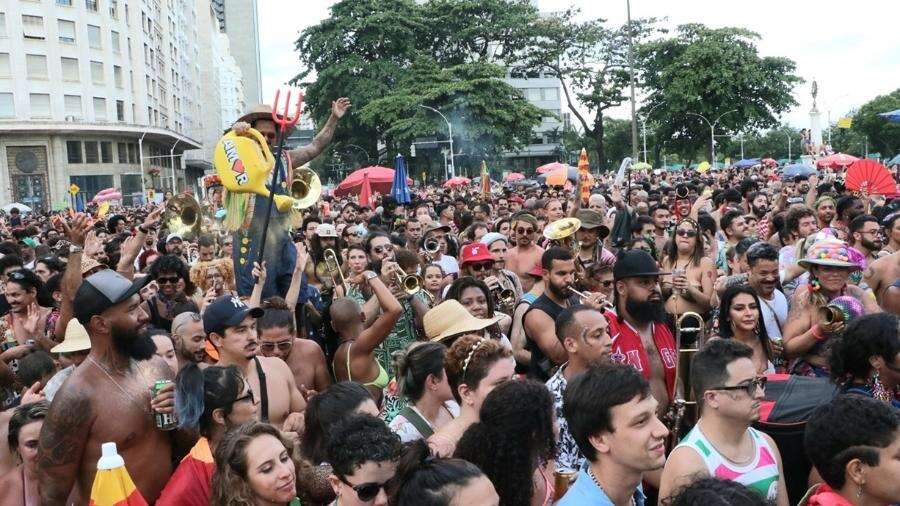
[333, 166, 412, 197]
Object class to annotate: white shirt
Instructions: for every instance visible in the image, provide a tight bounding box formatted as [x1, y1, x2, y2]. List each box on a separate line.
[758, 289, 788, 340]
[437, 254, 459, 275]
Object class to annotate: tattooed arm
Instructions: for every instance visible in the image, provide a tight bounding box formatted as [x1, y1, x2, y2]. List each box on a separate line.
[287, 98, 350, 167]
[37, 388, 92, 504]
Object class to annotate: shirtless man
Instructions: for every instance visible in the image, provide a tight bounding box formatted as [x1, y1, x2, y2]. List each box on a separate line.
[203, 295, 305, 429]
[862, 250, 900, 311]
[37, 269, 182, 504]
[170, 311, 207, 372]
[604, 251, 677, 418]
[504, 213, 544, 280]
[257, 300, 331, 395]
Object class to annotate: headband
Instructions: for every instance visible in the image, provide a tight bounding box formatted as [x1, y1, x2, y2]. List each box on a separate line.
[814, 195, 835, 209]
[461, 337, 489, 380]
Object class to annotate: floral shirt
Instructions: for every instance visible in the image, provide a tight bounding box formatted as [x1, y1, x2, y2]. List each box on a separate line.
[546, 364, 584, 471]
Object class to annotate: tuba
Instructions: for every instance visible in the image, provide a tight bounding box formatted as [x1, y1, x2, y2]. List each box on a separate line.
[666, 311, 706, 451]
[423, 238, 441, 262]
[291, 166, 322, 210]
[543, 217, 582, 249]
[164, 194, 202, 241]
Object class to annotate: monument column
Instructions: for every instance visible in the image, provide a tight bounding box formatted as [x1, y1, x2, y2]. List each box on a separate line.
[809, 80, 823, 152]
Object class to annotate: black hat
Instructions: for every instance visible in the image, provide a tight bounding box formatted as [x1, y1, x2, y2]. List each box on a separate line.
[613, 250, 669, 281]
[73, 269, 149, 325]
[202, 295, 264, 336]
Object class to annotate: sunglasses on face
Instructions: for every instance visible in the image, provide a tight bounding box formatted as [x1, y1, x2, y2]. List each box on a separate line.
[373, 245, 393, 255]
[516, 227, 534, 235]
[260, 340, 292, 352]
[232, 388, 256, 405]
[339, 476, 392, 502]
[676, 229, 698, 238]
[708, 376, 767, 396]
[156, 276, 180, 285]
[469, 262, 494, 272]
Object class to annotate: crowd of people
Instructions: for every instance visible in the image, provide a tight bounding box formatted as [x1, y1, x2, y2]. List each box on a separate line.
[0, 105, 898, 506]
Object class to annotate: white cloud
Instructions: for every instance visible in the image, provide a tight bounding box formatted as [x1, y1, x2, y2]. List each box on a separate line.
[259, 0, 900, 128]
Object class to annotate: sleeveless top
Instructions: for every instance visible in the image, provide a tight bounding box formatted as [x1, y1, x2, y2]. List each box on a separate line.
[524, 294, 575, 380]
[676, 425, 780, 501]
[342, 341, 390, 390]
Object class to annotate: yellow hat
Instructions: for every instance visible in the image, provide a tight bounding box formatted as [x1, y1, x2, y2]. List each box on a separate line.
[423, 300, 501, 342]
[51, 319, 92, 353]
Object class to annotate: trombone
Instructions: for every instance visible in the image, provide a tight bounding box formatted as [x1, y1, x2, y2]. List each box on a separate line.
[667, 311, 706, 451]
[323, 248, 347, 293]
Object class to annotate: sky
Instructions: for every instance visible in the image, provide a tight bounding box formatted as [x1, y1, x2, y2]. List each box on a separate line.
[259, 0, 900, 129]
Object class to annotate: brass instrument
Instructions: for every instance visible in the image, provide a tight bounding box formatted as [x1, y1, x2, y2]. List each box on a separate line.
[567, 286, 613, 312]
[323, 248, 347, 292]
[667, 311, 706, 452]
[543, 217, 582, 249]
[491, 276, 517, 314]
[820, 304, 845, 326]
[393, 266, 422, 295]
[290, 166, 322, 210]
[423, 238, 441, 262]
[164, 194, 202, 241]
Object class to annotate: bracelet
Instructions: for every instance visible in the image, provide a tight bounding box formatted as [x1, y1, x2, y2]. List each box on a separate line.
[811, 324, 826, 341]
[138, 225, 149, 234]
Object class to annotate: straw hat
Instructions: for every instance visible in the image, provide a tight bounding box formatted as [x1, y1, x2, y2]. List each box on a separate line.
[235, 104, 296, 135]
[80, 257, 105, 277]
[797, 239, 860, 271]
[424, 300, 501, 342]
[51, 319, 91, 353]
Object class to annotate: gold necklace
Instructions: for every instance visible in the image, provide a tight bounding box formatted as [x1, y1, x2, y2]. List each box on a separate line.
[88, 356, 152, 415]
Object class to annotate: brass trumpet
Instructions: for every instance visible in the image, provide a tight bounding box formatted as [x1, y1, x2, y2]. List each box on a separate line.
[423, 238, 441, 262]
[323, 248, 347, 292]
[667, 311, 706, 452]
[820, 304, 845, 326]
[491, 277, 517, 313]
[164, 194, 202, 240]
[567, 286, 613, 312]
[290, 166, 322, 210]
[393, 266, 422, 295]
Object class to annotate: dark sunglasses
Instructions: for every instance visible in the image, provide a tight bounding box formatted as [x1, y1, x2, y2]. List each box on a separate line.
[516, 226, 534, 235]
[260, 340, 293, 352]
[469, 262, 493, 272]
[232, 389, 255, 405]
[156, 276, 180, 285]
[373, 245, 393, 254]
[676, 229, 698, 238]
[707, 376, 767, 396]
[339, 476, 392, 502]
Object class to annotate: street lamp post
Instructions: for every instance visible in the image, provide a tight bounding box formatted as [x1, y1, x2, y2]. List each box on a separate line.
[419, 105, 455, 178]
[169, 139, 180, 193]
[640, 102, 665, 164]
[687, 109, 737, 165]
[626, 0, 639, 161]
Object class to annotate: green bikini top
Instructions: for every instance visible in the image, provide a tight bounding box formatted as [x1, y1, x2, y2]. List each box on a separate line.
[346, 341, 390, 390]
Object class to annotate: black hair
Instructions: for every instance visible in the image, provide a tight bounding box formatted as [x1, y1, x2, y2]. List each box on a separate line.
[784, 206, 816, 235]
[664, 477, 772, 506]
[198, 234, 216, 249]
[804, 395, 900, 489]
[735, 237, 760, 257]
[35, 256, 65, 275]
[395, 342, 446, 403]
[836, 195, 861, 221]
[563, 363, 651, 462]
[0, 254, 24, 274]
[445, 277, 497, 320]
[541, 246, 574, 270]
[554, 304, 596, 345]
[325, 414, 402, 477]
[722, 188, 742, 204]
[650, 204, 669, 217]
[696, 212, 717, 236]
[7, 400, 49, 456]
[16, 350, 56, 387]
[716, 285, 772, 363]
[665, 219, 703, 266]
[0, 242, 22, 257]
[454, 380, 556, 506]
[690, 339, 754, 404]
[301, 382, 373, 464]
[106, 214, 126, 233]
[365, 231, 392, 255]
[720, 210, 745, 238]
[257, 297, 295, 334]
[148, 254, 196, 295]
[392, 439, 486, 506]
[848, 214, 878, 235]
[741, 180, 760, 198]
[744, 242, 777, 269]
[829, 313, 900, 388]
[175, 363, 245, 437]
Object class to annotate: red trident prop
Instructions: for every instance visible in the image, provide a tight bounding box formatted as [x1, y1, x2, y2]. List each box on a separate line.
[256, 89, 304, 268]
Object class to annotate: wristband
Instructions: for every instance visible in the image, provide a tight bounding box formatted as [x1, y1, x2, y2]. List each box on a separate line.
[138, 225, 149, 234]
[811, 324, 826, 341]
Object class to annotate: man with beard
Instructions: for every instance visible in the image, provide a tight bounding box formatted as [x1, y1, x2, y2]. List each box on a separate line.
[848, 214, 883, 267]
[605, 250, 676, 418]
[659, 340, 788, 506]
[171, 311, 207, 371]
[203, 295, 305, 430]
[37, 269, 181, 504]
[573, 209, 611, 272]
[505, 213, 544, 281]
[306, 223, 340, 290]
[747, 191, 773, 241]
[814, 195, 837, 230]
[648, 205, 670, 253]
[339, 202, 359, 226]
[524, 248, 606, 381]
[832, 196, 866, 241]
[746, 243, 788, 343]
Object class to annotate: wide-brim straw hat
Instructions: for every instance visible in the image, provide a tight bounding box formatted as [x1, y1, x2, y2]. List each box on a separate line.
[235, 104, 296, 135]
[51, 319, 91, 353]
[424, 299, 501, 342]
[797, 238, 861, 271]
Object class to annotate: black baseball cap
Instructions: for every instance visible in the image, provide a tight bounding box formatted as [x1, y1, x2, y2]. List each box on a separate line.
[73, 269, 149, 325]
[613, 250, 669, 281]
[202, 295, 264, 336]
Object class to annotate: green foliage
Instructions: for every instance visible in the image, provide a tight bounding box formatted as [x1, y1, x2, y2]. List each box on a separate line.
[638, 24, 802, 162]
[851, 89, 900, 156]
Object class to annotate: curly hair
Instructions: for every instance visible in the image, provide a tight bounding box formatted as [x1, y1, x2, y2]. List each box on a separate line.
[211, 422, 294, 506]
[829, 313, 900, 388]
[148, 254, 196, 296]
[663, 477, 772, 506]
[189, 258, 235, 293]
[392, 439, 487, 506]
[454, 380, 556, 506]
[325, 414, 402, 478]
[444, 334, 512, 403]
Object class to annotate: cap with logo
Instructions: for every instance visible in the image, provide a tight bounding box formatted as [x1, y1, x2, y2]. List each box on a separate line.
[202, 295, 264, 336]
[459, 243, 495, 266]
[315, 223, 338, 238]
[73, 269, 149, 325]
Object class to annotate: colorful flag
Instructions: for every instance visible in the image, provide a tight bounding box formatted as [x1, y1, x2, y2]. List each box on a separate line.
[837, 117, 853, 129]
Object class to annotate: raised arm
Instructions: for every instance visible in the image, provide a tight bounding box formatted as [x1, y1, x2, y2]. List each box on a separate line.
[287, 98, 351, 168]
[54, 214, 92, 343]
[117, 206, 162, 279]
[248, 261, 267, 308]
[284, 242, 309, 315]
[354, 267, 402, 357]
[37, 388, 93, 504]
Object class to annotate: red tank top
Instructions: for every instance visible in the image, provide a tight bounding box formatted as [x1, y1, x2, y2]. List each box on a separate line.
[604, 313, 677, 397]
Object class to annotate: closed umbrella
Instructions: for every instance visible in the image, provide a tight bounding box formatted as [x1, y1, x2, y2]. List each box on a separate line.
[390, 154, 411, 204]
[358, 173, 373, 208]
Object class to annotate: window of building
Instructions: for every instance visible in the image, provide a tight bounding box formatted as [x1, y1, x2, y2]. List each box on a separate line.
[0, 93, 13, 118]
[25, 54, 48, 79]
[100, 141, 112, 163]
[87, 24, 101, 49]
[66, 140, 82, 163]
[0, 13, 5, 38]
[0, 53, 9, 76]
[90, 60, 103, 84]
[113, 65, 122, 87]
[526, 88, 542, 101]
[57, 19, 76, 43]
[127, 142, 137, 163]
[116, 100, 124, 121]
[543, 88, 559, 101]
[93, 97, 106, 121]
[57, 0, 73, 6]
[111, 30, 120, 52]
[84, 141, 99, 163]
[71, 175, 114, 201]
[61, 57, 79, 81]
[22, 15, 45, 40]
[85, 0, 99, 12]
[117, 142, 127, 163]
[109, 0, 119, 19]
[64, 94, 82, 118]
[29, 93, 51, 118]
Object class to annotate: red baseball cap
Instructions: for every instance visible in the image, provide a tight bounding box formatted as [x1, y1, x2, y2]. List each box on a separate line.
[460, 243, 495, 266]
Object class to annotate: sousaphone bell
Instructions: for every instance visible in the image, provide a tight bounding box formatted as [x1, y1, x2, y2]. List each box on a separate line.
[164, 194, 202, 240]
[291, 166, 322, 210]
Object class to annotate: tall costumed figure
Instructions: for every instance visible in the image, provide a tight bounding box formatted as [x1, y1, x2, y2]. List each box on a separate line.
[213, 93, 351, 298]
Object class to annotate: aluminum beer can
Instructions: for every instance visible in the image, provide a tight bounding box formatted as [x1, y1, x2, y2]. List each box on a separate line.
[151, 379, 178, 430]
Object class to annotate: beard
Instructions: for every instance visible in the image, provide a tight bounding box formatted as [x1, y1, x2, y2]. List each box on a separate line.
[752, 205, 768, 217]
[112, 325, 157, 361]
[862, 238, 882, 251]
[548, 279, 570, 300]
[625, 298, 667, 324]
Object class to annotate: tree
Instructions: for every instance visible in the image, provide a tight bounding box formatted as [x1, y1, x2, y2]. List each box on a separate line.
[851, 88, 900, 156]
[519, 11, 657, 170]
[638, 24, 802, 163]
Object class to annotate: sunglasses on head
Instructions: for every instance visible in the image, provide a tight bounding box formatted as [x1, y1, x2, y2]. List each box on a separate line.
[156, 276, 180, 285]
[339, 476, 392, 502]
[707, 376, 767, 396]
[676, 229, 698, 238]
[469, 262, 493, 272]
[260, 340, 293, 352]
